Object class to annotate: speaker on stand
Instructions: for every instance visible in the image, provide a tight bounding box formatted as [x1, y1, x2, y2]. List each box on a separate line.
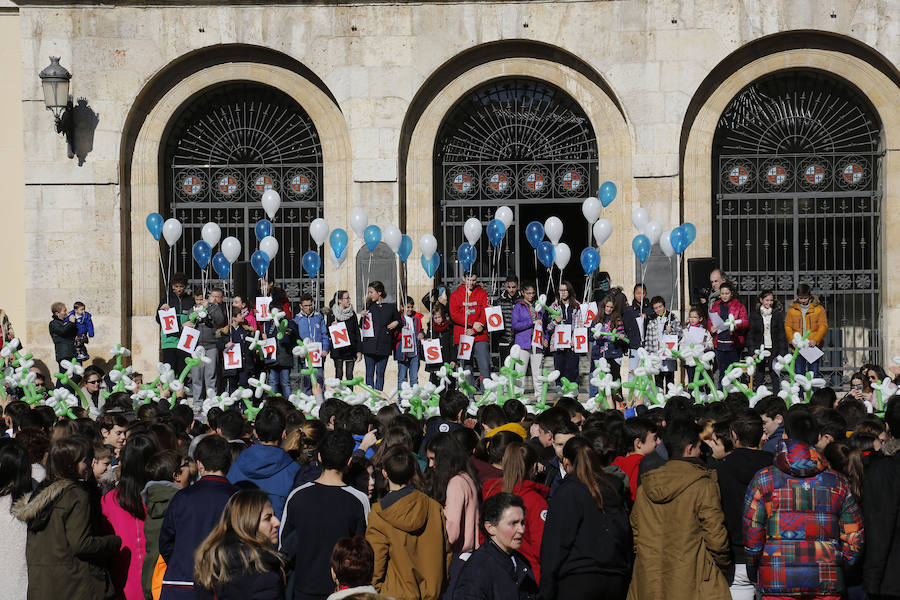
[687, 257, 717, 310]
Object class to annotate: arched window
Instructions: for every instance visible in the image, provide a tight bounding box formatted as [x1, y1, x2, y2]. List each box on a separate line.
[164, 82, 323, 306]
[712, 70, 882, 384]
[435, 78, 597, 296]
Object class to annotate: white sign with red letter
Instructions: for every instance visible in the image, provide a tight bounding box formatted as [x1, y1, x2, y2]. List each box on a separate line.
[255, 297, 272, 322]
[573, 327, 589, 354]
[223, 346, 243, 371]
[484, 306, 504, 333]
[306, 342, 323, 367]
[551, 324, 572, 350]
[158, 308, 179, 335]
[457, 335, 474, 360]
[531, 324, 544, 350]
[580, 302, 598, 325]
[260, 338, 277, 361]
[422, 339, 443, 365]
[360, 313, 374, 338]
[401, 328, 415, 353]
[329, 322, 351, 349]
[177, 326, 200, 354]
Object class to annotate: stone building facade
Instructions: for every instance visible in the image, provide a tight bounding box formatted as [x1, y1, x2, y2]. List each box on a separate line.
[3, 0, 898, 382]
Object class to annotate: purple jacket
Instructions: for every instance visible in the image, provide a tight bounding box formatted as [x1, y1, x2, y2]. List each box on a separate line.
[511, 300, 544, 350]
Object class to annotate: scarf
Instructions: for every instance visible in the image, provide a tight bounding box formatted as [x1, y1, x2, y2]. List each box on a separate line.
[431, 318, 451, 333]
[332, 303, 356, 321]
[760, 306, 772, 348]
[718, 300, 733, 345]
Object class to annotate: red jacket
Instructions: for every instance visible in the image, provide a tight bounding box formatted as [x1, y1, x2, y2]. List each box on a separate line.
[482, 478, 550, 583]
[449, 284, 489, 344]
[708, 298, 749, 351]
[612, 453, 643, 502]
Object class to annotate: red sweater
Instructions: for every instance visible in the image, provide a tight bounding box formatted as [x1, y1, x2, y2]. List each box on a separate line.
[481, 478, 550, 582]
[612, 453, 644, 502]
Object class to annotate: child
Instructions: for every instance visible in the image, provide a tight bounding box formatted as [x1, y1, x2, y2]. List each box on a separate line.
[70, 301, 94, 361]
[611, 417, 659, 502]
[395, 296, 424, 387]
[217, 307, 254, 394]
[92, 443, 114, 495]
[262, 312, 297, 397]
[142, 450, 191, 599]
[425, 303, 455, 385]
[680, 306, 713, 384]
[643, 296, 683, 390]
[591, 295, 627, 383]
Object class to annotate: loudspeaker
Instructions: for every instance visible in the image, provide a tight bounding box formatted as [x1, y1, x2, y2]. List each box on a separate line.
[687, 257, 717, 307]
[231, 261, 258, 301]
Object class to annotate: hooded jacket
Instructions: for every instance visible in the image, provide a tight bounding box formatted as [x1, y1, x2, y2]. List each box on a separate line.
[482, 479, 549, 583]
[862, 445, 900, 597]
[627, 458, 731, 600]
[451, 540, 538, 600]
[743, 439, 863, 597]
[142, 480, 180, 599]
[366, 486, 451, 600]
[100, 488, 147, 600]
[12, 479, 120, 600]
[449, 284, 489, 344]
[784, 297, 828, 346]
[227, 443, 300, 518]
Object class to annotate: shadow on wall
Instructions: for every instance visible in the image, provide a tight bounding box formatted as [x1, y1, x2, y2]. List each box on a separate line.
[70, 97, 99, 166]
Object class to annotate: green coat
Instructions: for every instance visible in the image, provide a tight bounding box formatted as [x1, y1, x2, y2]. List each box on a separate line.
[13, 479, 120, 600]
[141, 481, 180, 599]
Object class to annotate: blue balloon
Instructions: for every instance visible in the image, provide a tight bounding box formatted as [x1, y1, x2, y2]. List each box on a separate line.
[580, 247, 601, 275]
[192, 240, 212, 269]
[329, 228, 348, 258]
[302, 250, 322, 277]
[363, 225, 381, 252]
[670, 227, 688, 255]
[537, 241, 555, 269]
[421, 252, 440, 278]
[525, 221, 545, 249]
[681, 222, 697, 247]
[398, 235, 413, 263]
[486, 219, 506, 248]
[632, 235, 651, 264]
[212, 252, 230, 279]
[255, 219, 273, 241]
[251, 250, 270, 277]
[598, 181, 617, 207]
[146, 213, 164, 241]
[457, 242, 477, 272]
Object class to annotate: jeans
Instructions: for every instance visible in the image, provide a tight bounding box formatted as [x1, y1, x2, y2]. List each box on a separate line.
[730, 564, 756, 600]
[655, 371, 675, 390]
[364, 355, 388, 390]
[461, 340, 492, 392]
[794, 352, 820, 377]
[397, 356, 420, 387]
[715, 348, 740, 388]
[756, 353, 781, 390]
[190, 346, 218, 402]
[269, 366, 292, 397]
[333, 358, 355, 381]
[299, 367, 324, 395]
[223, 370, 249, 394]
[162, 348, 186, 376]
[497, 342, 512, 370]
[553, 350, 580, 387]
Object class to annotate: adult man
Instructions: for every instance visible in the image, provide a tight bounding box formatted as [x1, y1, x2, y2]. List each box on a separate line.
[157, 272, 194, 374]
[159, 435, 236, 600]
[226, 407, 299, 517]
[495, 275, 522, 367]
[743, 410, 863, 600]
[48, 301, 77, 371]
[708, 281, 748, 386]
[705, 268, 727, 305]
[187, 290, 226, 402]
[785, 283, 828, 377]
[712, 410, 773, 600]
[628, 420, 731, 600]
[449, 273, 492, 389]
[293, 293, 330, 394]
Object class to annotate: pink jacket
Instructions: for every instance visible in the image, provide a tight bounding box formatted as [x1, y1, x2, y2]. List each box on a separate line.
[100, 489, 146, 600]
[444, 473, 480, 554]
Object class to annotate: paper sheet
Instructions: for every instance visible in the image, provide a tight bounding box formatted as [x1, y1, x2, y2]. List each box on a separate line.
[799, 346, 824, 364]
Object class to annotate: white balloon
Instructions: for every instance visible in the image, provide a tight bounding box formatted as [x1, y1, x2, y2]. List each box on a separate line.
[660, 229, 675, 258]
[581, 197, 602, 224]
[419, 234, 437, 258]
[383, 225, 402, 253]
[644, 220, 663, 245]
[544, 216, 564, 245]
[494, 206, 514, 228]
[631, 207, 649, 232]
[201, 222, 221, 248]
[260, 236, 279, 259]
[349, 210, 368, 237]
[309, 218, 329, 247]
[221, 236, 241, 264]
[463, 218, 482, 246]
[260, 190, 281, 219]
[162, 218, 182, 247]
[593, 219, 613, 247]
[554, 242, 571, 270]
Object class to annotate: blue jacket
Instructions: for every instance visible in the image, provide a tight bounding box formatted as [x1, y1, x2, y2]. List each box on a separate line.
[159, 475, 236, 600]
[293, 311, 330, 352]
[227, 443, 300, 518]
[70, 310, 94, 337]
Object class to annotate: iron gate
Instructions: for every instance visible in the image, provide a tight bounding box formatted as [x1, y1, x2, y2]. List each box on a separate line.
[165, 82, 323, 307]
[436, 78, 597, 297]
[713, 71, 882, 386]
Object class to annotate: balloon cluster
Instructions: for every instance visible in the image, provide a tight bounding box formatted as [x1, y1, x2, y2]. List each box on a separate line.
[630, 208, 696, 263]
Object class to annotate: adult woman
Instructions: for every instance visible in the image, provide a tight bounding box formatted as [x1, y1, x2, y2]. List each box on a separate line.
[482, 441, 549, 582]
[359, 281, 401, 391]
[707, 281, 749, 385]
[451, 493, 538, 600]
[13, 436, 121, 600]
[327, 536, 377, 599]
[510, 283, 545, 391]
[100, 433, 159, 600]
[591, 295, 627, 383]
[745, 289, 788, 390]
[194, 489, 285, 599]
[328, 290, 363, 381]
[425, 433, 480, 554]
[539, 437, 632, 600]
[545, 281, 582, 386]
[0, 438, 32, 597]
[846, 371, 873, 406]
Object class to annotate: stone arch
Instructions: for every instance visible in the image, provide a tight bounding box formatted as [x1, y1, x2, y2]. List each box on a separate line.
[124, 61, 351, 371]
[403, 56, 632, 305]
[681, 47, 900, 359]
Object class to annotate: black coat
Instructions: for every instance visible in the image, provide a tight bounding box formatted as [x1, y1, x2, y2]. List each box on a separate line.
[326, 311, 362, 361]
[745, 308, 789, 355]
[622, 306, 642, 350]
[359, 301, 401, 357]
[862, 449, 900, 597]
[49, 316, 78, 362]
[539, 475, 632, 600]
[451, 540, 538, 600]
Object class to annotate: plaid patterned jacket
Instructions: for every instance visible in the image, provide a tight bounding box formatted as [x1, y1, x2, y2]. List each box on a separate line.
[742, 439, 863, 597]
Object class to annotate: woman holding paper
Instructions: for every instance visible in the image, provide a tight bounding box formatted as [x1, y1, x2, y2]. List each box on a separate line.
[327, 290, 363, 382]
[359, 281, 401, 391]
[545, 281, 582, 387]
[707, 282, 748, 386]
[746, 289, 788, 390]
[510, 283, 545, 391]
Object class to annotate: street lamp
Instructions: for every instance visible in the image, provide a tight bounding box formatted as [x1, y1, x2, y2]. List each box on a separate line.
[38, 56, 73, 150]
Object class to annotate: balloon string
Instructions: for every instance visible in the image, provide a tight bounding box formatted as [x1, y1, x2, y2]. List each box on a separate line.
[158, 246, 167, 298]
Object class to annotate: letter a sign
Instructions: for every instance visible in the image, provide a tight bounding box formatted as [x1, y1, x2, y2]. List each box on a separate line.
[484, 306, 504, 333]
[158, 308, 179, 335]
[329, 322, 351, 348]
[177, 326, 200, 354]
